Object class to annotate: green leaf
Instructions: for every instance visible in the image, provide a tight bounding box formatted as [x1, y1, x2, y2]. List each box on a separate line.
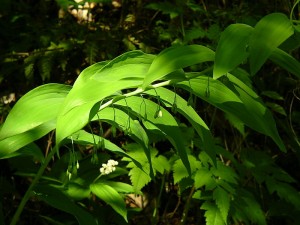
[145, 87, 216, 164]
[224, 112, 245, 136]
[194, 168, 215, 190]
[213, 187, 230, 224]
[201, 201, 226, 225]
[34, 184, 97, 225]
[0, 121, 55, 159]
[71, 130, 137, 159]
[236, 189, 267, 225]
[261, 91, 284, 100]
[172, 155, 200, 184]
[265, 102, 287, 116]
[0, 142, 45, 161]
[184, 27, 206, 43]
[269, 47, 300, 79]
[266, 178, 300, 209]
[0, 83, 70, 140]
[115, 96, 191, 174]
[249, 13, 294, 75]
[104, 181, 135, 194]
[75, 61, 109, 87]
[56, 80, 141, 145]
[56, 51, 154, 145]
[226, 74, 285, 151]
[214, 24, 253, 79]
[91, 51, 155, 82]
[177, 75, 285, 151]
[123, 143, 169, 193]
[127, 164, 151, 193]
[211, 162, 238, 185]
[38, 54, 53, 81]
[152, 154, 170, 174]
[96, 107, 149, 151]
[142, 45, 215, 89]
[90, 182, 127, 221]
[64, 182, 90, 200]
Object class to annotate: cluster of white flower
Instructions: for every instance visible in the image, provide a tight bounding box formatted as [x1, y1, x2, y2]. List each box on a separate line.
[100, 159, 118, 175]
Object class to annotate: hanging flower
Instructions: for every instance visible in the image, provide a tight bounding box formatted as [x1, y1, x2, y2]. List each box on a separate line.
[99, 159, 118, 175]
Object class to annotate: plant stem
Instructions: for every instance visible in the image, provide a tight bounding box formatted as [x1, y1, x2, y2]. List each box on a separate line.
[180, 185, 195, 225]
[99, 67, 213, 112]
[152, 174, 166, 224]
[9, 146, 58, 225]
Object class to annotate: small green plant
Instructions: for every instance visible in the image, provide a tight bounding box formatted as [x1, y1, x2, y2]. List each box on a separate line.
[1, 9, 300, 225]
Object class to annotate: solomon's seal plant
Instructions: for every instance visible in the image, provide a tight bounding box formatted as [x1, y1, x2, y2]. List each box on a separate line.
[1, 10, 300, 225]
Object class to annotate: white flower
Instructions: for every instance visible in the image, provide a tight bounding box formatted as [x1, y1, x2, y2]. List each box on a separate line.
[99, 159, 118, 175]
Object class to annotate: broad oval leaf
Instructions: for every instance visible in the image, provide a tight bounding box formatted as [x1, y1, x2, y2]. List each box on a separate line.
[177, 75, 285, 151]
[92, 50, 155, 82]
[90, 182, 127, 221]
[56, 51, 154, 145]
[0, 84, 70, 158]
[0, 83, 71, 140]
[0, 121, 54, 159]
[269, 47, 300, 79]
[225, 74, 285, 151]
[249, 13, 294, 75]
[214, 24, 253, 79]
[142, 45, 215, 89]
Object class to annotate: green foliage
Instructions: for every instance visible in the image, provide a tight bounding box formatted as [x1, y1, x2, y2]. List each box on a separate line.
[1, 2, 300, 225]
[90, 182, 128, 222]
[122, 143, 170, 193]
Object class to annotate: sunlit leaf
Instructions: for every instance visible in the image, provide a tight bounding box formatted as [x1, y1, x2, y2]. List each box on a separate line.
[0, 83, 70, 140]
[213, 187, 230, 224]
[104, 181, 135, 193]
[142, 45, 215, 89]
[127, 164, 151, 193]
[214, 24, 253, 79]
[172, 155, 200, 184]
[0, 120, 55, 159]
[194, 168, 215, 190]
[56, 51, 154, 145]
[123, 143, 169, 193]
[64, 182, 90, 200]
[249, 13, 294, 75]
[201, 201, 225, 225]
